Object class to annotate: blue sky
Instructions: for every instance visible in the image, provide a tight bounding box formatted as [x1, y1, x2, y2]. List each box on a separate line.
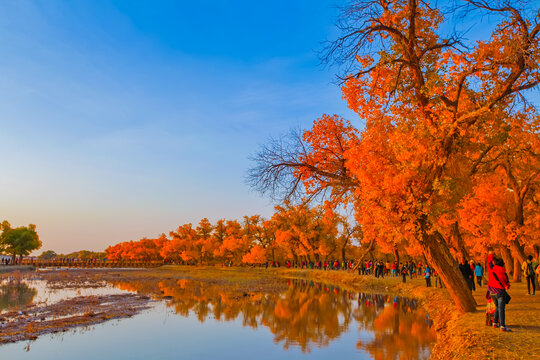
[1, 1, 537, 254]
[0, 0, 355, 253]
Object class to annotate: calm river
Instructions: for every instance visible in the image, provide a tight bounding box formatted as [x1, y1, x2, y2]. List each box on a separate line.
[0, 274, 436, 359]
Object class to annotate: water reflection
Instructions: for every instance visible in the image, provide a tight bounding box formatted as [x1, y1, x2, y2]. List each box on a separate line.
[355, 294, 435, 359]
[111, 278, 436, 357]
[0, 280, 37, 312]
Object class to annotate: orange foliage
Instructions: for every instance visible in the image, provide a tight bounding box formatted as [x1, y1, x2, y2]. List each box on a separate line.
[105, 203, 359, 265]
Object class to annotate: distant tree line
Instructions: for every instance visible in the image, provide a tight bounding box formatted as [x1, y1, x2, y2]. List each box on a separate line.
[37, 250, 106, 260]
[105, 201, 364, 266]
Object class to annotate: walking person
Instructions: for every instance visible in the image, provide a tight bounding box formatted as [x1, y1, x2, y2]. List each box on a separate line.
[459, 258, 474, 291]
[522, 255, 536, 295]
[487, 251, 512, 332]
[424, 265, 432, 287]
[433, 269, 443, 288]
[469, 260, 477, 291]
[401, 263, 408, 283]
[475, 263, 484, 287]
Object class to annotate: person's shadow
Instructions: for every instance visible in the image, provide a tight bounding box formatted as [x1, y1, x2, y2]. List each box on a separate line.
[509, 324, 540, 331]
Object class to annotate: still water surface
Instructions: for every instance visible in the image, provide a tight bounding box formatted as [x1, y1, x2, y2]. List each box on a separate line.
[0, 276, 436, 359]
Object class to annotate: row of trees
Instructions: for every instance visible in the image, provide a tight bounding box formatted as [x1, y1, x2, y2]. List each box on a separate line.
[105, 202, 363, 265]
[37, 250, 106, 260]
[249, 0, 540, 312]
[0, 221, 41, 263]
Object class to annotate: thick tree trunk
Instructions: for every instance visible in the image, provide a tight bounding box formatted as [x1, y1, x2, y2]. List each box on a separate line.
[450, 221, 469, 261]
[509, 239, 526, 282]
[352, 238, 375, 271]
[393, 246, 400, 264]
[500, 247, 514, 277]
[513, 256, 521, 283]
[419, 218, 476, 313]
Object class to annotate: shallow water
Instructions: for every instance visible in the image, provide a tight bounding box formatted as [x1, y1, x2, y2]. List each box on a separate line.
[0, 276, 436, 359]
[0, 278, 128, 312]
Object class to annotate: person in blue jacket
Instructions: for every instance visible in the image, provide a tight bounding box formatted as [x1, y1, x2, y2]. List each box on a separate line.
[474, 263, 484, 287]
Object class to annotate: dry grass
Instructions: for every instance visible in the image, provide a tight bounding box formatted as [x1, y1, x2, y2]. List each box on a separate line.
[432, 282, 540, 360]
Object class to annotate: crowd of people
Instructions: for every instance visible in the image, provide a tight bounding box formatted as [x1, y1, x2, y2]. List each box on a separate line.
[261, 260, 356, 270]
[0, 257, 18, 265]
[355, 260, 444, 288]
[465, 253, 539, 333]
[264, 252, 540, 334]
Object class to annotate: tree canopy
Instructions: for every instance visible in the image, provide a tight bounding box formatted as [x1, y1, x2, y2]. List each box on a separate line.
[0, 221, 42, 260]
[249, 0, 540, 312]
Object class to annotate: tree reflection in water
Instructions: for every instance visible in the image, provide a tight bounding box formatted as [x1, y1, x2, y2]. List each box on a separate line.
[111, 278, 436, 357]
[354, 293, 436, 359]
[0, 280, 37, 312]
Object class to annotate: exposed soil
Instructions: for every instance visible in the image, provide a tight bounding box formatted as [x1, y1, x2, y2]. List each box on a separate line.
[0, 293, 152, 344]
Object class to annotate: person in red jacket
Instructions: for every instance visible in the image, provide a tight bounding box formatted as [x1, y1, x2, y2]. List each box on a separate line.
[487, 251, 512, 332]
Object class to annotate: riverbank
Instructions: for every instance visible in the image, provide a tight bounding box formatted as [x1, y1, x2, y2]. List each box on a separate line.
[2, 265, 537, 358]
[158, 265, 539, 360]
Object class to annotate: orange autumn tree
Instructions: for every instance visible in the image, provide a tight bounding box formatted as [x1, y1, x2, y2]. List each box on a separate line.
[105, 208, 359, 265]
[196, 218, 216, 264]
[259, 219, 279, 262]
[344, 0, 538, 311]
[105, 235, 167, 261]
[242, 245, 267, 265]
[251, 1, 540, 312]
[168, 223, 199, 263]
[241, 215, 278, 265]
[214, 220, 249, 264]
[338, 0, 539, 312]
[271, 201, 342, 263]
[458, 111, 540, 277]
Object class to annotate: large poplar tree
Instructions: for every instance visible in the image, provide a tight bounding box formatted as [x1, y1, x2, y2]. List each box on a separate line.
[250, 0, 540, 312]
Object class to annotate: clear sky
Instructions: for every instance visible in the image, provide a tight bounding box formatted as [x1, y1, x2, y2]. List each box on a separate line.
[1, 1, 537, 254]
[0, 1, 355, 253]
